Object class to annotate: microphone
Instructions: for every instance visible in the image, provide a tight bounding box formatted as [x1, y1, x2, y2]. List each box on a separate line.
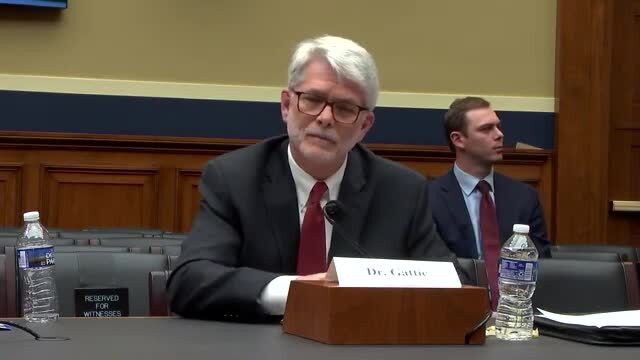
[322, 200, 341, 222]
[322, 200, 371, 258]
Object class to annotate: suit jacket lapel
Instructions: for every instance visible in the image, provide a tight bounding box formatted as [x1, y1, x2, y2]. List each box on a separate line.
[441, 169, 478, 258]
[328, 146, 370, 261]
[262, 140, 300, 273]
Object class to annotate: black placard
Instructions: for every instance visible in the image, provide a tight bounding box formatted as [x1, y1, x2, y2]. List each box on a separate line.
[74, 288, 129, 317]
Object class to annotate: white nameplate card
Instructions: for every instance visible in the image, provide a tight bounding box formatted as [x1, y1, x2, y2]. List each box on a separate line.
[326, 257, 462, 288]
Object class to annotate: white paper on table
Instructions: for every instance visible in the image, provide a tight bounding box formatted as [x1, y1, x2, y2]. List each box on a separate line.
[537, 308, 640, 328]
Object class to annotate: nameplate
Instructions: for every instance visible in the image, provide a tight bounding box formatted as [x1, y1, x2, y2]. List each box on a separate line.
[326, 257, 462, 288]
[74, 287, 129, 317]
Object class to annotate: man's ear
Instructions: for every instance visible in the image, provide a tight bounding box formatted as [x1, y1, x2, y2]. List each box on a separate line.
[355, 111, 375, 143]
[450, 131, 465, 150]
[281, 89, 291, 123]
[361, 111, 375, 132]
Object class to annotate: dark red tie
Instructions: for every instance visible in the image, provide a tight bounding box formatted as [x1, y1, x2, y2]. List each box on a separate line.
[296, 181, 328, 275]
[477, 180, 500, 310]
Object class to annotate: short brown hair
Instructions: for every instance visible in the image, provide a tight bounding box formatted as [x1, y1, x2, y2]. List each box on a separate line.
[444, 97, 491, 152]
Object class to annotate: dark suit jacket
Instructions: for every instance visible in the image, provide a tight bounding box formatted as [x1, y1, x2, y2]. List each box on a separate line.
[167, 135, 462, 320]
[428, 169, 551, 259]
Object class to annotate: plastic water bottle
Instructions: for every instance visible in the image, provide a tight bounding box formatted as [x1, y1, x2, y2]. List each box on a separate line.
[16, 211, 59, 323]
[495, 224, 538, 341]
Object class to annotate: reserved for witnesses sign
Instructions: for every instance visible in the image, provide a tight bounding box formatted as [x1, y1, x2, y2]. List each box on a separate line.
[75, 288, 129, 317]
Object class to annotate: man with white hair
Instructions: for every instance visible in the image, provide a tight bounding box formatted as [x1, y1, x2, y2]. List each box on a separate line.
[168, 35, 462, 321]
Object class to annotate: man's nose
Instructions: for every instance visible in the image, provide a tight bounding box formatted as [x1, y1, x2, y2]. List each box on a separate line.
[316, 104, 335, 127]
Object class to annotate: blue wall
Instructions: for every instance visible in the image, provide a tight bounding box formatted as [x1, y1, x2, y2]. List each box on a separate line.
[0, 90, 554, 148]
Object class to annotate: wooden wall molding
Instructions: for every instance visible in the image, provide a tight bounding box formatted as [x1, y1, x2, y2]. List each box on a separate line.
[0, 131, 256, 153]
[0, 163, 23, 227]
[0, 131, 551, 161]
[0, 131, 553, 235]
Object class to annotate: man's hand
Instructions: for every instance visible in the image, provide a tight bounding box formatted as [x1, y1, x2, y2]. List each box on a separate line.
[297, 272, 326, 281]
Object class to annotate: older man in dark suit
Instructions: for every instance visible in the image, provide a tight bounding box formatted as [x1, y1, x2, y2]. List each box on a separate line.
[167, 35, 462, 321]
[428, 97, 550, 309]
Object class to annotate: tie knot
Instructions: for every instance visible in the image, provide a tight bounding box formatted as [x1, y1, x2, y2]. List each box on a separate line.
[307, 181, 328, 205]
[476, 180, 492, 195]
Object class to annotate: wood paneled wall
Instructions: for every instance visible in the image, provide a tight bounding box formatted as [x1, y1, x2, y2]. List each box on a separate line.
[555, 0, 613, 245]
[555, 0, 640, 246]
[607, 0, 640, 246]
[0, 131, 554, 237]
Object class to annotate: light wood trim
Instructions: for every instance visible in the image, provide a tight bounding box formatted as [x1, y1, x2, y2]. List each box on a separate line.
[610, 200, 640, 213]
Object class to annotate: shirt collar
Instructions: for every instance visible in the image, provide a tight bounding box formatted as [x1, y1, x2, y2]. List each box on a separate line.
[453, 162, 495, 197]
[287, 145, 347, 208]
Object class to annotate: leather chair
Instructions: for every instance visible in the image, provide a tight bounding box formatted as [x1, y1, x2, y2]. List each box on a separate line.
[148, 270, 172, 316]
[0, 228, 20, 237]
[550, 250, 621, 262]
[54, 246, 136, 253]
[0, 236, 18, 254]
[551, 245, 638, 262]
[0, 227, 61, 238]
[44, 228, 65, 237]
[1, 237, 75, 254]
[457, 258, 487, 287]
[533, 259, 640, 313]
[58, 231, 145, 241]
[168, 255, 180, 271]
[158, 233, 188, 240]
[83, 227, 163, 237]
[97, 237, 183, 251]
[1, 247, 18, 317]
[0, 254, 7, 317]
[53, 252, 170, 317]
[150, 245, 181, 256]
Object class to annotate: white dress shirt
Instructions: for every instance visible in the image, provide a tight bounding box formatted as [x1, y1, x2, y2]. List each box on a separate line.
[452, 163, 495, 258]
[258, 145, 347, 315]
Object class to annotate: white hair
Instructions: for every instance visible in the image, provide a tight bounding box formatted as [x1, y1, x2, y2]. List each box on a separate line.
[287, 35, 379, 110]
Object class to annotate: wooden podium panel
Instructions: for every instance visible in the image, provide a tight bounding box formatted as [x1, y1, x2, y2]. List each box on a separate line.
[282, 281, 489, 345]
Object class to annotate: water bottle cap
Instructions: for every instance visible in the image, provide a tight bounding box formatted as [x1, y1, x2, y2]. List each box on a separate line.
[23, 211, 40, 222]
[513, 224, 530, 234]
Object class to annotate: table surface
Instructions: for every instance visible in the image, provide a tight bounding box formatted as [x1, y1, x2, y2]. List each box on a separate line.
[1, 317, 638, 359]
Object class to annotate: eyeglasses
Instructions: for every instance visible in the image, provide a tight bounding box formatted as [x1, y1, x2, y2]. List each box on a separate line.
[292, 91, 368, 124]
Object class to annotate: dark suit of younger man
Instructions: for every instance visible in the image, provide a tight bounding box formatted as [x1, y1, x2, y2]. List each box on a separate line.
[167, 136, 463, 321]
[428, 169, 551, 259]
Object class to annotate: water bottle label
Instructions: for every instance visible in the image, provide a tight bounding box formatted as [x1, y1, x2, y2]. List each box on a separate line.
[498, 258, 537, 282]
[17, 246, 55, 269]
